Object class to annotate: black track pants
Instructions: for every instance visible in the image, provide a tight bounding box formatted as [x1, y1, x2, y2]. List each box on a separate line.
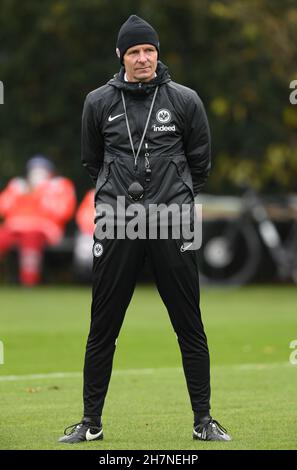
[83, 237, 210, 417]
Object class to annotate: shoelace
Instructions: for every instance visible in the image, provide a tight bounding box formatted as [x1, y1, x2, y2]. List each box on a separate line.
[208, 419, 228, 435]
[64, 422, 84, 436]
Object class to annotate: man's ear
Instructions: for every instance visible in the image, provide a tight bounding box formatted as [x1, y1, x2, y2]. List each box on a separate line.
[116, 48, 120, 58]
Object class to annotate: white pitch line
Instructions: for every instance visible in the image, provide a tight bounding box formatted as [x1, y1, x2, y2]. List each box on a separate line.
[0, 372, 82, 382]
[0, 362, 292, 383]
[0, 368, 166, 383]
[228, 361, 291, 371]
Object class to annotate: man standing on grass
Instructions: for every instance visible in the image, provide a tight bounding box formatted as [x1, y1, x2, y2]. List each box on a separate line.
[59, 14, 231, 443]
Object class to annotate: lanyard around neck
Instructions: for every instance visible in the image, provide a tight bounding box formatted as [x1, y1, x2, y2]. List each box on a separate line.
[121, 86, 159, 169]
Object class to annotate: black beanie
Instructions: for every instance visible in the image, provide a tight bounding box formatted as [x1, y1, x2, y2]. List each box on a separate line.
[116, 15, 160, 64]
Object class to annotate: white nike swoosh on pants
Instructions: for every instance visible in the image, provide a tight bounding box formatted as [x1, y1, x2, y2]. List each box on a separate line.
[180, 242, 193, 252]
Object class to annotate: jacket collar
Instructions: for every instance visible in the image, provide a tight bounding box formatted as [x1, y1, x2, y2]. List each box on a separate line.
[108, 61, 171, 95]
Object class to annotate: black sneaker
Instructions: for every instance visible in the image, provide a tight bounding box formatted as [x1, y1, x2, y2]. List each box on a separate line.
[193, 418, 231, 441]
[58, 418, 103, 444]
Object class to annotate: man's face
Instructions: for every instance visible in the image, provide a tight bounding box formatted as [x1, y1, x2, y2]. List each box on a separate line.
[123, 44, 158, 83]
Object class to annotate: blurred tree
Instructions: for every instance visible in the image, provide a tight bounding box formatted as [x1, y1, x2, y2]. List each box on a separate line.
[0, 0, 296, 196]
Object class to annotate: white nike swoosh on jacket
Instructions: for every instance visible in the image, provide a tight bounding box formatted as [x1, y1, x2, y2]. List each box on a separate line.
[108, 113, 125, 122]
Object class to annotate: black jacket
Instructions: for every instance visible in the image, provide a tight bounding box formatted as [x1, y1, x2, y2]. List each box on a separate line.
[81, 61, 211, 209]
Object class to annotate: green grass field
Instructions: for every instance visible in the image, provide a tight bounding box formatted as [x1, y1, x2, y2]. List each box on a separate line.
[0, 284, 296, 450]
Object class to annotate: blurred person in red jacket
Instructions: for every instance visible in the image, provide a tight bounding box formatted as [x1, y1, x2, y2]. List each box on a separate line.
[73, 189, 95, 279]
[0, 155, 76, 286]
[76, 189, 95, 236]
